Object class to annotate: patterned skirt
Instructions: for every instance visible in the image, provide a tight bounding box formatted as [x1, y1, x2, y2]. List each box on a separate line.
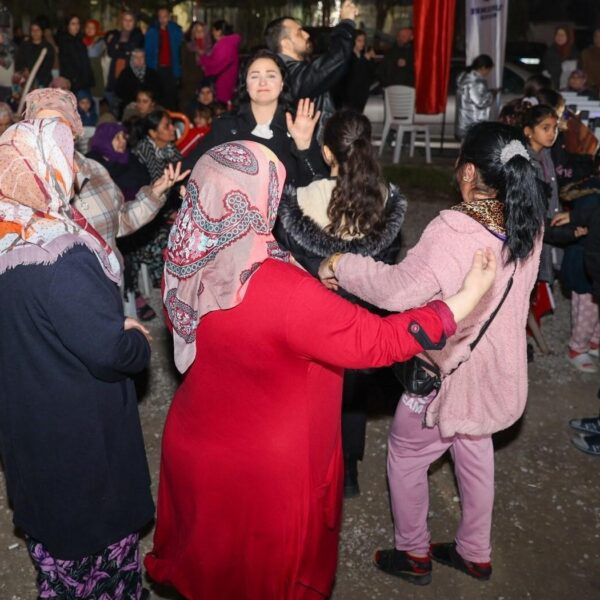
[27, 533, 143, 599]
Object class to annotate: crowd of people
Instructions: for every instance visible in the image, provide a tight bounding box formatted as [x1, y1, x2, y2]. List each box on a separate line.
[0, 3, 599, 599]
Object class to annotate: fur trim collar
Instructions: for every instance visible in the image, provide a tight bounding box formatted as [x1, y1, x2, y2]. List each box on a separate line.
[278, 183, 407, 257]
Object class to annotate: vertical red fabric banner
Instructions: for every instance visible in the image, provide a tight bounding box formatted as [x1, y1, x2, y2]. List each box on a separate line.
[413, 0, 457, 114]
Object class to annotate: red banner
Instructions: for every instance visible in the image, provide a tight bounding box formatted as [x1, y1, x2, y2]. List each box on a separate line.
[413, 0, 457, 114]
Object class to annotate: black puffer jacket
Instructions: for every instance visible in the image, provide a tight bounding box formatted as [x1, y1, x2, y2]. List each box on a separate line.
[182, 103, 327, 187]
[280, 19, 355, 139]
[275, 181, 407, 311]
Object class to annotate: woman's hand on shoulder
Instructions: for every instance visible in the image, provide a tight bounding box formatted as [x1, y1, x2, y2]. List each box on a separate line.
[318, 253, 343, 290]
[286, 98, 321, 151]
[444, 248, 497, 323]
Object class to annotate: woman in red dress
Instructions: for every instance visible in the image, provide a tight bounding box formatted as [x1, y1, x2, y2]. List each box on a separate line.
[144, 141, 496, 599]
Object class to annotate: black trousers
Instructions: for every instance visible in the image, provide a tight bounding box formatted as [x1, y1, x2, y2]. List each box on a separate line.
[342, 367, 403, 461]
[157, 66, 179, 111]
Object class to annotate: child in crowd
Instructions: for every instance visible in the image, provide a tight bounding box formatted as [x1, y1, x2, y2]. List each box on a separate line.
[321, 122, 547, 586]
[76, 89, 98, 127]
[178, 105, 212, 157]
[522, 105, 561, 283]
[523, 102, 598, 371]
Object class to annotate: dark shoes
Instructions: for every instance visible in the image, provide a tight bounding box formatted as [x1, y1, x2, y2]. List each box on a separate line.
[373, 548, 432, 586]
[430, 542, 492, 580]
[343, 457, 360, 498]
[569, 416, 600, 435]
[571, 432, 600, 456]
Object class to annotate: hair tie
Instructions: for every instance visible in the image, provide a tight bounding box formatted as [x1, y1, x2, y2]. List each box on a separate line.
[500, 139, 529, 165]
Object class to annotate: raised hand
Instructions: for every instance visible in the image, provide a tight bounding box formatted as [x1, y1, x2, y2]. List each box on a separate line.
[286, 98, 321, 151]
[151, 161, 192, 198]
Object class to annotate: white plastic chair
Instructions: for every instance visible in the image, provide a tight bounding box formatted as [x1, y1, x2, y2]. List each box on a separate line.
[379, 85, 431, 164]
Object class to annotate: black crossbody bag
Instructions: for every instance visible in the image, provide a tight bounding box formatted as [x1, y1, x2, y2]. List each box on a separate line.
[393, 266, 516, 396]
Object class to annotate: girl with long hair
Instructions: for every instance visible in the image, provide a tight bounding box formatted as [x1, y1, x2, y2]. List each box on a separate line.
[276, 109, 407, 495]
[320, 121, 546, 585]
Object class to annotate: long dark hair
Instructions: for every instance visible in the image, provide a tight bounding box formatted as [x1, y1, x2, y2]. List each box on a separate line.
[142, 109, 170, 137]
[456, 121, 546, 263]
[237, 49, 292, 111]
[323, 110, 386, 238]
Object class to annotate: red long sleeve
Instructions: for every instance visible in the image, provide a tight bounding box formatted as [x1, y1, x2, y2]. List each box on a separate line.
[284, 275, 448, 370]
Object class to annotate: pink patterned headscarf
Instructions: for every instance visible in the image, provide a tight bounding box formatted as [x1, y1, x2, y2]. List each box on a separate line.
[164, 141, 288, 373]
[0, 119, 120, 283]
[23, 88, 84, 138]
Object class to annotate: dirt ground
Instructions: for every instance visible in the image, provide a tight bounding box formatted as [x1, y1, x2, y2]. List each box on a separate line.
[0, 181, 599, 599]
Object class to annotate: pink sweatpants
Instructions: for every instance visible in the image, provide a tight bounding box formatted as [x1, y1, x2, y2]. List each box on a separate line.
[387, 395, 494, 563]
[569, 292, 600, 354]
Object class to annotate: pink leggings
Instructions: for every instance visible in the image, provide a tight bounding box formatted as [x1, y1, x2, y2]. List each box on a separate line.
[387, 395, 494, 563]
[569, 292, 600, 354]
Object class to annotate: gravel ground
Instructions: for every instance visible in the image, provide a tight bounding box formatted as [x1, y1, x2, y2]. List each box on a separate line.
[0, 185, 599, 599]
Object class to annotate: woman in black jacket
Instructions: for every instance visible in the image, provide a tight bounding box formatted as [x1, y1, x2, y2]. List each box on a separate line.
[115, 48, 160, 116]
[183, 49, 327, 186]
[15, 20, 55, 87]
[275, 110, 407, 497]
[57, 15, 94, 93]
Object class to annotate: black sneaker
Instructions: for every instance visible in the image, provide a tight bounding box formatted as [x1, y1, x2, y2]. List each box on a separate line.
[373, 548, 432, 586]
[569, 417, 600, 435]
[430, 542, 491, 580]
[571, 432, 600, 456]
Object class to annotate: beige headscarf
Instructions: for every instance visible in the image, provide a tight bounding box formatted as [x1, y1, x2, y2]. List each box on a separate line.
[23, 88, 83, 137]
[0, 118, 120, 283]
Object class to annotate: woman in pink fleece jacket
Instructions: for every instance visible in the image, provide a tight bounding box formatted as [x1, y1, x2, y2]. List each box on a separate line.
[320, 122, 547, 586]
[199, 20, 241, 103]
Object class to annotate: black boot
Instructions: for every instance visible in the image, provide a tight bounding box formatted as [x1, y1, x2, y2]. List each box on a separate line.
[344, 456, 360, 498]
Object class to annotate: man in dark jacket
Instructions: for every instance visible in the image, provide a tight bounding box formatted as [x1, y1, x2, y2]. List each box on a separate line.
[264, 0, 357, 139]
[379, 27, 415, 87]
[144, 7, 183, 111]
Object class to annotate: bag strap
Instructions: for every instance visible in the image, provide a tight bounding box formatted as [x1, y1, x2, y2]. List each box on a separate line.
[422, 262, 517, 378]
[469, 263, 517, 352]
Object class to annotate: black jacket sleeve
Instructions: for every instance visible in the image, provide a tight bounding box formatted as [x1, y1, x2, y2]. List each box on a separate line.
[45, 246, 151, 382]
[286, 20, 355, 99]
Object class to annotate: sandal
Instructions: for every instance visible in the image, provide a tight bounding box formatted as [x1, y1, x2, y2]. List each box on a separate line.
[135, 293, 156, 322]
[567, 350, 598, 373]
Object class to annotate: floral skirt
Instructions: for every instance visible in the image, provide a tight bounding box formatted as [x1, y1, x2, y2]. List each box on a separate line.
[27, 533, 143, 599]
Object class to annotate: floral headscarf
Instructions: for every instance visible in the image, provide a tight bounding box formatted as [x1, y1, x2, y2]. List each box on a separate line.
[23, 88, 83, 138]
[0, 119, 120, 283]
[164, 141, 288, 373]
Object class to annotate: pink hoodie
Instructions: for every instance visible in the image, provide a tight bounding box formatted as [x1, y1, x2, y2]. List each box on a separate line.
[200, 33, 241, 103]
[336, 210, 541, 438]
